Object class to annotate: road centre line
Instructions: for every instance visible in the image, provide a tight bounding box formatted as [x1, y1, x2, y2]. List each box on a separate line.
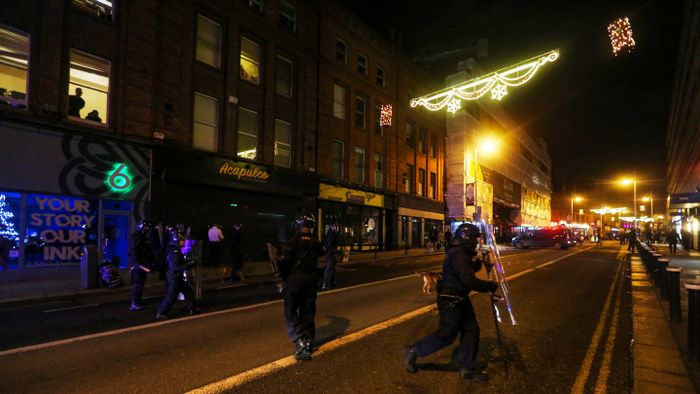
[0, 246, 592, 359]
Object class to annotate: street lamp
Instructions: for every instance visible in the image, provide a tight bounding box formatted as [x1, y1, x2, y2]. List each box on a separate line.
[620, 178, 637, 228]
[472, 135, 499, 222]
[571, 196, 582, 223]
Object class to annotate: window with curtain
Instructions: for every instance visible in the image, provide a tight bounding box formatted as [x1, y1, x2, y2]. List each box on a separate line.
[192, 93, 219, 152]
[237, 107, 259, 160]
[195, 15, 222, 68]
[240, 36, 261, 84]
[274, 119, 292, 168]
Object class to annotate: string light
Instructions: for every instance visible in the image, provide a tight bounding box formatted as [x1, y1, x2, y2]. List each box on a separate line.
[410, 50, 559, 113]
[380, 104, 392, 127]
[607, 17, 635, 56]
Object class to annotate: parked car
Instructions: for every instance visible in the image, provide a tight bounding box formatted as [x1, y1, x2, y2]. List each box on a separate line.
[511, 229, 570, 250]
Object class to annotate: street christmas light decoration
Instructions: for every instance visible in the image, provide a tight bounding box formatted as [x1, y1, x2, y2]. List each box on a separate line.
[380, 104, 392, 127]
[607, 17, 635, 56]
[410, 50, 559, 113]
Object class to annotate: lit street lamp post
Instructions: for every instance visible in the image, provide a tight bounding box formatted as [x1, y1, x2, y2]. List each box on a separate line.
[621, 179, 637, 228]
[472, 136, 498, 222]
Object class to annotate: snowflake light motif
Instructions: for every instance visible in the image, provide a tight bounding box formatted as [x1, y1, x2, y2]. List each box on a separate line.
[447, 99, 461, 113]
[491, 84, 508, 101]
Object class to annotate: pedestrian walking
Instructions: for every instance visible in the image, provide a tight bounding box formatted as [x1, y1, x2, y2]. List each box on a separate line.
[666, 229, 680, 254]
[207, 223, 224, 266]
[627, 228, 637, 253]
[402, 222, 498, 381]
[321, 222, 339, 291]
[279, 212, 325, 361]
[229, 222, 244, 282]
[128, 221, 156, 311]
[156, 226, 197, 319]
[595, 230, 602, 246]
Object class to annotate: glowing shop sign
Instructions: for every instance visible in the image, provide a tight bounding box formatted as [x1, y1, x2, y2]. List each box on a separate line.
[105, 163, 133, 193]
[410, 50, 559, 113]
[218, 161, 270, 181]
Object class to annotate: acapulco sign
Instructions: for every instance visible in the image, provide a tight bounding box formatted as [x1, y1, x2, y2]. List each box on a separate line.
[218, 161, 270, 182]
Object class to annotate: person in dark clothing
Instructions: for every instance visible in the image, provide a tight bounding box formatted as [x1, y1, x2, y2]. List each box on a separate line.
[156, 226, 196, 319]
[627, 228, 637, 252]
[321, 222, 339, 290]
[128, 221, 156, 311]
[68, 87, 85, 117]
[667, 229, 680, 254]
[402, 222, 498, 381]
[279, 212, 325, 361]
[229, 223, 244, 282]
[85, 110, 102, 122]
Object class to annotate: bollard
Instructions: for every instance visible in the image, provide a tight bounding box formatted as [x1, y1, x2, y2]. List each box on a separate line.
[685, 283, 700, 362]
[668, 267, 682, 322]
[657, 259, 670, 300]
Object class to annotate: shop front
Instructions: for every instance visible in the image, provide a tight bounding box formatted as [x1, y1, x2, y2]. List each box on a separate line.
[317, 182, 394, 252]
[398, 194, 445, 249]
[482, 168, 522, 243]
[153, 149, 317, 262]
[0, 122, 151, 281]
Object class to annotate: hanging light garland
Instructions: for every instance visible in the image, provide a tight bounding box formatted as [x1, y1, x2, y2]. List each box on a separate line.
[607, 17, 635, 56]
[410, 50, 559, 113]
[380, 104, 392, 127]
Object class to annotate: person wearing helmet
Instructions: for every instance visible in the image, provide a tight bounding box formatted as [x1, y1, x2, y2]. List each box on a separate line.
[402, 222, 498, 381]
[127, 220, 156, 311]
[279, 212, 325, 361]
[156, 226, 196, 319]
[321, 221, 339, 291]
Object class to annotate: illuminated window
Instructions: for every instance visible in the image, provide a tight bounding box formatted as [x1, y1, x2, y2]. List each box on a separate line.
[240, 36, 261, 84]
[355, 96, 366, 129]
[192, 92, 219, 152]
[374, 153, 384, 188]
[0, 25, 29, 110]
[244, 0, 263, 13]
[237, 107, 259, 160]
[276, 55, 293, 97]
[196, 15, 222, 68]
[72, 0, 113, 22]
[418, 168, 426, 196]
[274, 119, 292, 168]
[354, 146, 365, 183]
[429, 172, 436, 199]
[357, 53, 367, 76]
[376, 65, 385, 87]
[336, 38, 347, 63]
[406, 164, 414, 194]
[331, 139, 344, 178]
[406, 122, 415, 149]
[68, 49, 110, 124]
[418, 127, 426, 154]
[279, 0, 296, 33]
[333, 84, 345, 119]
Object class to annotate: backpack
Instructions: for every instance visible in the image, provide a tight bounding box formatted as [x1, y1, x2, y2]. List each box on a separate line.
[99, 264, 124, 289]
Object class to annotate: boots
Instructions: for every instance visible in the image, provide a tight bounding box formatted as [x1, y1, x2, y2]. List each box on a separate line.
[294, 338, 312, 361]
[401, 346, 418, 373]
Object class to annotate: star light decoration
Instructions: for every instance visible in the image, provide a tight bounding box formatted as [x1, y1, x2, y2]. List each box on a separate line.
[379, 104, 392, 127]
[607, 17, 635, 56]
[410, 50, 559, 113]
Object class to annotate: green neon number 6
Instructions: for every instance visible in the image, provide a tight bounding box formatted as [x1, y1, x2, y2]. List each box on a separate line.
[108, 163, 131, 191]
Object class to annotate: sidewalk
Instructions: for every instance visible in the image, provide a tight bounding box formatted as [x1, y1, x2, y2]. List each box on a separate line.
[631, 242, 700, 393]
[0, 246, 451, 306]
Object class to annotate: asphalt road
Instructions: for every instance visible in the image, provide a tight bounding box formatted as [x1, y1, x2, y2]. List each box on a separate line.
[0, 243, 632, 393]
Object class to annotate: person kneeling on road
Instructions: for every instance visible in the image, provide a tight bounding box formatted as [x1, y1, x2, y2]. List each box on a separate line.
[402, 222, 498, 381]
[156, 226, 197, 320]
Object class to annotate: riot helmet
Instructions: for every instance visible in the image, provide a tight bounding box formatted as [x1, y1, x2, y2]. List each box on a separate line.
[137, 220, 152, 233]
[294, 212, 316, 235]
[166, 225, 184, 248]
[453, 222, 481, 250]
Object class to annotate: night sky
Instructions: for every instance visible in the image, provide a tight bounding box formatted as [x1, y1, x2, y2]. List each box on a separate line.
[343, 0, 683, 210]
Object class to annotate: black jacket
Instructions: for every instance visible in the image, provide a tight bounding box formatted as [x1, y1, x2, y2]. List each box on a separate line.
[166, 244, 189, 273]
[280, 236, 324, 277]
[324, 229, 338, 253]
[440, 241, 494, 297]
[129, 232, 154, 267]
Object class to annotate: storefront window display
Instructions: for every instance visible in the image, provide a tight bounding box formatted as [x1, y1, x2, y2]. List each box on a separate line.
[321, 203, 383, 251]
[0, 192, 21, 270]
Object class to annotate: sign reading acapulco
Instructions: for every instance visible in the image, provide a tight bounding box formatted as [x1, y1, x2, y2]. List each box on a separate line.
[218, 161, 270, 183]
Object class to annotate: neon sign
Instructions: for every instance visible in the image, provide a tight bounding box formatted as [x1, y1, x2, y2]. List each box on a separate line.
[105, 163, 133, 193]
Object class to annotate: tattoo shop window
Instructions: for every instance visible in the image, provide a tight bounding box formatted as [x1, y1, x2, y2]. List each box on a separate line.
[192, 92, 219, 152]
[279, 0, 296, 33]
[240, 36, 261, 84]
[376, 64, 385, 87]
[0, 25, 30, 110]
[68, 49, 110, 125]
[72, 0, 113, 22]
[195, 15, 222, 69]
[274, 119, 292, 168]
[335, 38, 347, 64]
[354, 146, 365, 183]
[237, 107, 259, 160]
[276, 55, 293, 98]
[355, 96, 366, 129]
[357, 53, 367, 76]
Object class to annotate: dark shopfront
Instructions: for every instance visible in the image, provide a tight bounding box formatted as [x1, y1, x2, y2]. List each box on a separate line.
[317, 183, 394, 252]
[153, 149, 317, 262]
[483, 168, 521, 243]
[0, 123, 151, 281]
